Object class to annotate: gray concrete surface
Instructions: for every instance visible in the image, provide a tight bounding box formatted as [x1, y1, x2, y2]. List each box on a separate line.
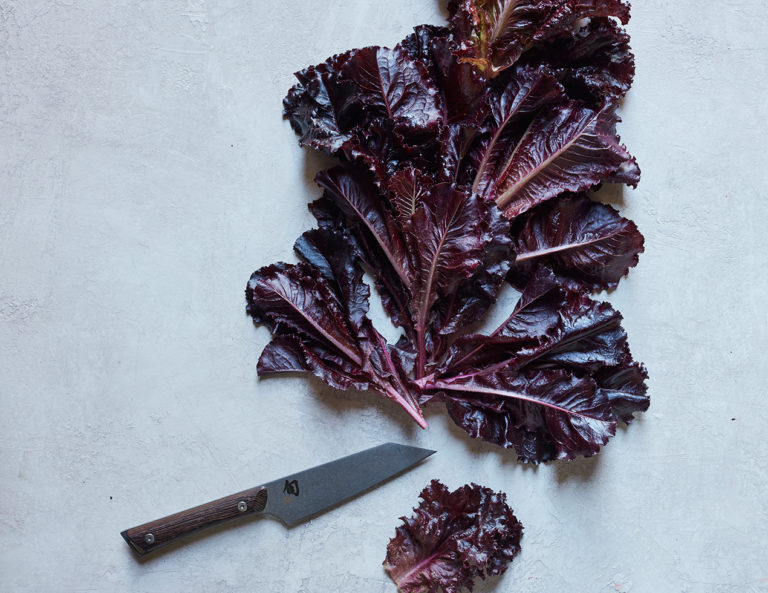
[1, 1, 767, 591]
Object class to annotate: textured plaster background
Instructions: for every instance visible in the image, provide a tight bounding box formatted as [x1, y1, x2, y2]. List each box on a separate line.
[1, 1, 767, 591]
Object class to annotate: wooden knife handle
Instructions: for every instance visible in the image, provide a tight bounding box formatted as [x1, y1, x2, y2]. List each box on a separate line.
[121, 485, 268, 556]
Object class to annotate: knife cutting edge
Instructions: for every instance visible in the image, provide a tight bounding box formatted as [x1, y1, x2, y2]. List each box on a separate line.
[120, 442, 435, 556]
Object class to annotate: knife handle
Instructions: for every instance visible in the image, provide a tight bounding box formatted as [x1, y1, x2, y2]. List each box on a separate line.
[121, 485, 268, 556]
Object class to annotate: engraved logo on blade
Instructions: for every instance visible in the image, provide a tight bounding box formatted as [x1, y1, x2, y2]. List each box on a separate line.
[282, 479, 300, 504]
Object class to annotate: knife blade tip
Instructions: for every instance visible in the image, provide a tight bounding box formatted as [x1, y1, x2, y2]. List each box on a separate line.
[383, 442, 436, 458]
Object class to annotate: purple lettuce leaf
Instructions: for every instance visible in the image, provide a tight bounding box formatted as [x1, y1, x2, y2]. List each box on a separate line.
[246, 262, 362, 362]
[284, 46, 443, 170]
[406, 184, 488, 376]
[256, 335, 306, 375]
[386, 165, 434, 223]
[521, 17, 635, 105]
[437, 266, 565, 375]
[489, 100, 640, 218]
[509, 192, 645, 291]
[282, 52, 359, 155]
[437, 122, 489, 188]
[341, 46, 442, 131]
[440, 369, 615, 462]
[429, 35, 489, 124]
[534, 0, 631, 43]
[315, 164, 413, 290]
[398, 24, 450, 67]
[593, 361, 649, 423]
[398, 25, 489, 125]
[293, 227, 370, 330]
[309, 194, 414, 340]
[441, 361, 648, 460]
[433, 200, 514, 339]
[449, 0, 630, 79]
[426, 269, 648, 460]
[343, 119, 441, 188]
[246, 260, 425, 427]
[312, 163, 419, 335]
[469, 65, 566, 196]
[449, 0, 562, 78]
[523, 290, 634, 374]
[384, 480, 523, 593]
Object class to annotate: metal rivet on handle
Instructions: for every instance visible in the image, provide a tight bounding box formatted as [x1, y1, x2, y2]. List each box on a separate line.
[237, 501, 247, 512]
[144, 533, 155, 544]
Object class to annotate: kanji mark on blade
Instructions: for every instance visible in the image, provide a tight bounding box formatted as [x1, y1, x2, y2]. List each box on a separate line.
[283, 479, 300, 496]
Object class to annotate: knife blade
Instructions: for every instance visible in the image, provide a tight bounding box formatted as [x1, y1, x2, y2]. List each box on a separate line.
[120, 442, 435, 556]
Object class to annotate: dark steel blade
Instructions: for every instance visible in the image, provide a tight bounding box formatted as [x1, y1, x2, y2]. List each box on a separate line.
[261, 442, 434, 527]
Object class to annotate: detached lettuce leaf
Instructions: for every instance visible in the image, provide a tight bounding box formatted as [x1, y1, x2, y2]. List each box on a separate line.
[384, 480, 523, 593]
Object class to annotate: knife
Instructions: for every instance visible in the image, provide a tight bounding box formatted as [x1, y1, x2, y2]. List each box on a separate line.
[121, 442, 434, 556]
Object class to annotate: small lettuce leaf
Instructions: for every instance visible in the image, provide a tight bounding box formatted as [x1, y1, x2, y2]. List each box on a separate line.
[510, 193, 645, 291]
[384, 480, 523, 593]
[387, 166, 433, 222]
